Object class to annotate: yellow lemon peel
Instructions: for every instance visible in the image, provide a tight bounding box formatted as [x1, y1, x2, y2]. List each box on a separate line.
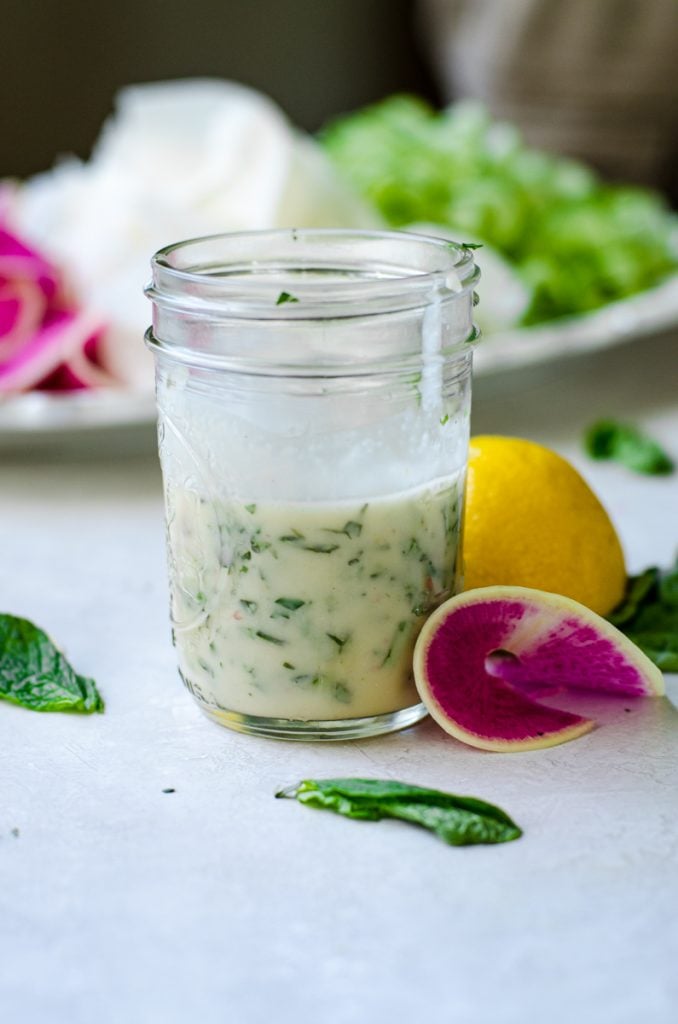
[462, 436, 626, 616]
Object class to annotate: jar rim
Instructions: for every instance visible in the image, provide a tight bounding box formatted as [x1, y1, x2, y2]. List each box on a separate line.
[145, 227, 480, 321]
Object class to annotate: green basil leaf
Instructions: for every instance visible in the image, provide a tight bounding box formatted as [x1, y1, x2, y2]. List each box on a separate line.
[608, 558, 678, 671]
[0, 614, 104, 713]
[608, 568, 659, 626]
[275, 291, 299, 306]
[626, 632, 678, 673]
[274, 597, 306, 611]
[276, 778, 522, 846]
[659, 568, 678, 608]
[584, 420, 674, 475]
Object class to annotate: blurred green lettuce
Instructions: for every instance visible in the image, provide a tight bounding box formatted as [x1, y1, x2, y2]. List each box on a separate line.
[320, 96, 678, 325]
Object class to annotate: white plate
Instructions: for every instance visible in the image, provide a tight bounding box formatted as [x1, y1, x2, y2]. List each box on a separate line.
[0, 388, 157, 454]
[2, 273, 677, 452]
[476, 272, 678, 374]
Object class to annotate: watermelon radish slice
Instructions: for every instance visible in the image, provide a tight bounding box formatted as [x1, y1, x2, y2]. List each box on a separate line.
[413, 586, 665, 752]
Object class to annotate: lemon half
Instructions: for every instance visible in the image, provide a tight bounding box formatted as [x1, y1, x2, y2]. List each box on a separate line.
[462, 435, 626, 616]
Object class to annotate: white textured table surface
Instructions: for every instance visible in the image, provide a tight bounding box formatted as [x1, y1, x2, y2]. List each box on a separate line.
[2, 331, 677, 1024]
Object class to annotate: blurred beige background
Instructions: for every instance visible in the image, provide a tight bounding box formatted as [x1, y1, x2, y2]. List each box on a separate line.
[421, 0, 678, 197]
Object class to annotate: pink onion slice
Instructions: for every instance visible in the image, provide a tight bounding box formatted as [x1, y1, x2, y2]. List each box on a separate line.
[0, 222, 116, 393]
[0, 308, 110, 393]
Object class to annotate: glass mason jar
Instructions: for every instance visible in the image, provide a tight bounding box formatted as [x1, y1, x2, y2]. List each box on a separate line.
[145, 229, 479, 740]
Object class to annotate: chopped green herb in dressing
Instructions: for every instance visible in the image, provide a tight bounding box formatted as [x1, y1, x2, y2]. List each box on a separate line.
[167, 477, 461, 721]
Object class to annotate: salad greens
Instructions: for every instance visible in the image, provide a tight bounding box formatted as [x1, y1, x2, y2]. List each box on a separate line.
[0, 613, 104, 713]
[321, 96, 678, 324]
[609, 560, 678, 671]
[277, 778, 522, 846]
[584, 420, 674, 475]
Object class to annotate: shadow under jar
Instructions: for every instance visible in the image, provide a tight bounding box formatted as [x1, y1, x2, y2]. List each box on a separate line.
[145, 229, 480, 740]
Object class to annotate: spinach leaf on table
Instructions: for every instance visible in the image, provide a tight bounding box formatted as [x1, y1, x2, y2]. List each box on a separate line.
[584, 420, 674, 475]
[277, 778, 522, 846]
[0, 613, 104, 713]
[609, 560, 678, 672]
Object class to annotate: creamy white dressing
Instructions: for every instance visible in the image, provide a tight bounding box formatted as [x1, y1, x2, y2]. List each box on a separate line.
[166, 476, 461, 721]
